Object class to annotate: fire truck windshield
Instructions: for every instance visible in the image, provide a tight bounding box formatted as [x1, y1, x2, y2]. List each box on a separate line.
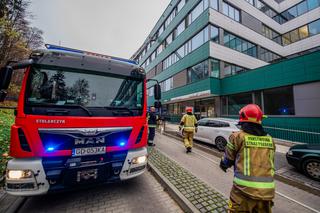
[24, 67, 144, 117]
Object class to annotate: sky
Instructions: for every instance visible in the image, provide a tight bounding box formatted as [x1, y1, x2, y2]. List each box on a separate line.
[29, 0, 171, 59]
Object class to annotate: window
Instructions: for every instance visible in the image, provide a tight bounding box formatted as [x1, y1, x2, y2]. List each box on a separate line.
[187, 60, 209, 84]
[299, 25, 309, 39]
[245, 0, 254, 5]
[228, 93, 253, 115]
[224, 31, 257, 58]
[309, 19, 320, 36]
[307, 0, 320, 10]
[210, 59, 220, 78]
[297, 1, 308, 16]
[210, 25, 219, 42]
[224, 62, 247, 76]
[176, 20, 185, 37]
[222, 2, 240, 22]
[192, 31, 204, 51]
[260, 47, 281, 63]
[290, 29, 300, 43]
[191, 1, 204, 22]
[177, 45, 185, 58]
[166, 33, 173, 46]
[177, 0, 185, 12]
[158, 25, 164, 36]
[263, 86, 295, 115]
[210, 0, 218, 10]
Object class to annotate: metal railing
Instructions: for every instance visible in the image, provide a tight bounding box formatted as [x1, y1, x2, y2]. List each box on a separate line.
[264, 125, 320, 144]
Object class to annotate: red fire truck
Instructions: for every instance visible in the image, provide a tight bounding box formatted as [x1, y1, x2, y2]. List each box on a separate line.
[0, 44, 161, 196]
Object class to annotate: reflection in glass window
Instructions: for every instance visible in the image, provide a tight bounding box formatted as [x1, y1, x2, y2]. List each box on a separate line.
[224, 62, 247, 77]
[177, 21, 185, 37]
[307, 0, 320, 10]
[187, 61, 209, 84]
[290, 29, 300, 43]
[259, 47, 281, 63]
[222, 2, 240, 22]
[228, 93, 253, 115]
[210, 25, 219, 42]
[192, 2, 204, 23]
[177, 0, 185, 12]
[210, 0, 218, 10]
[309, 19, 320, 36]
[224, 31, 257, 58]
[297, 1, 308, 16]
[299, 25, 309, 39]
[263, 86, 295, 115]
[210, 59, 220, 78]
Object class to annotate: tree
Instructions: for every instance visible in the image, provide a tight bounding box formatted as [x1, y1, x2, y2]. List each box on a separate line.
[0, 0, 43, 67]
[68, 79, 90, 105]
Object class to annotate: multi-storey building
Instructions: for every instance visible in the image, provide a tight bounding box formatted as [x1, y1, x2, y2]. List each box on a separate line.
[132, 0, 320, 142]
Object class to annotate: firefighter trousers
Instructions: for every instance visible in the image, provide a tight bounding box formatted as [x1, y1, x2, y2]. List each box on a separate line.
[183, 131, 194, 148]
[228, 186, 273, 213]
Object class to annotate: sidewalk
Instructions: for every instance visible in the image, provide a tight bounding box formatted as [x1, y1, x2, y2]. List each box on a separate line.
[148, 147, 228, 213]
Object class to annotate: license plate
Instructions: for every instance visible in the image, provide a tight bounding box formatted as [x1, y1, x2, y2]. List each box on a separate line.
[72, 146, 106, 156]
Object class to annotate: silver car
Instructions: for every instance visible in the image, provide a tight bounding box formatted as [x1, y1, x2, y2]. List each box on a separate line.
[194, 118, 240, 151]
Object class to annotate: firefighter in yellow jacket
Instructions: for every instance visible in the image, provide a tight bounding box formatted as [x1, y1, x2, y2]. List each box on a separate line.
[220, 104, 275, 213]
[179, 107, 198, 153]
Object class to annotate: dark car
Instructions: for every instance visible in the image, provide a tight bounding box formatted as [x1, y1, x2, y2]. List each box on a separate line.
[286, 144, 320, 181]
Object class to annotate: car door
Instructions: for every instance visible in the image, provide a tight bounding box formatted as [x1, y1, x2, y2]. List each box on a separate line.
[194, 119, 207, 141]
[203, 120, 222, 144]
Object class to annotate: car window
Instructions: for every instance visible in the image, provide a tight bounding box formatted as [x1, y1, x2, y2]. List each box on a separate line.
[197, 120, 207, 126]
[207, 121, 221, 127]
[220, 121, 230, 127]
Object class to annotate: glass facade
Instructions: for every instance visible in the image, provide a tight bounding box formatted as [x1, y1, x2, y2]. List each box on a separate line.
[221, 86, 295, 115]
[224, 31, 257, 58]
[187, 60, 209, 84]
[245, 0, 320, 24]
[222, 2, 240, 22]
[224, 62, 247, 76]
[282, 19, 320, 46]
[259, 47, 281, 62]
[263, 86, 295, 115]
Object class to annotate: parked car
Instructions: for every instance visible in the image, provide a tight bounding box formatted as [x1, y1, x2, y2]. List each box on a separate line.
[181, 118, 240, 151]
[286, 144, 320, 181]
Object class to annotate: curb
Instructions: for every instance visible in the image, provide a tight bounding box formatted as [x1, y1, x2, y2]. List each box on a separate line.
[148, 162, 200, 213]
[162, 130, 320, 197]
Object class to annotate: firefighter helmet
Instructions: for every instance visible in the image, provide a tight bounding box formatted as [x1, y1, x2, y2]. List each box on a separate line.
[239, 104, 266, 124]
[186, 107, 193, 113]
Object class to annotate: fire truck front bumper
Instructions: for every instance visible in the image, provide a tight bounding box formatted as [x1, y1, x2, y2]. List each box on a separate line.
[5, 148, 148, 196]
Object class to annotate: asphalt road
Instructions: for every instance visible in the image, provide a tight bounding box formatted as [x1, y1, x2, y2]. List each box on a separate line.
[154, 133, 320, 213]
[17, 171, 182, 213]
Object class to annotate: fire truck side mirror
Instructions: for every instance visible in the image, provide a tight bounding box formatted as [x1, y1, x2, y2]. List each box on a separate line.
[0, 66, 13, 90]
[154, 84, 161, 100]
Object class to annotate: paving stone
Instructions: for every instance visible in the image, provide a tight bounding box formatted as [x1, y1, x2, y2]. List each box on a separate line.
[148, 148, 228, 212]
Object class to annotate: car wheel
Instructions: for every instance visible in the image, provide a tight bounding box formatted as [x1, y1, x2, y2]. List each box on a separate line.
[302, 158, 320, 181]
[215, 136, 227, 152]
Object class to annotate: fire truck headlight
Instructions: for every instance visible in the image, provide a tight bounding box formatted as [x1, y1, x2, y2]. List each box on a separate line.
[132, 156, 147, 164]
[7, 170, 33, 179]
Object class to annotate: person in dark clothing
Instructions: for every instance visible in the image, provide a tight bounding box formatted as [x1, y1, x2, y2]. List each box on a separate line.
[148, 106, 158, 146]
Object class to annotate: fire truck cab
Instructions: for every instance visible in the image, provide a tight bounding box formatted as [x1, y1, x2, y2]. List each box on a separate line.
[0, 45, 161, 196]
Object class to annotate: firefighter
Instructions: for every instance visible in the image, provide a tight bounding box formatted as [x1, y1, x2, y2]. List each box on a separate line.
[179, 107, 198, 153]
[220, 104, 275, 213]
[147, 106, 158, 146]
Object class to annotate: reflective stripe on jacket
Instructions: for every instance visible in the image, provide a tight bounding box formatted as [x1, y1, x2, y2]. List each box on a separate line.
[225, 131, 276, 200]
[180, 114, 197, 132]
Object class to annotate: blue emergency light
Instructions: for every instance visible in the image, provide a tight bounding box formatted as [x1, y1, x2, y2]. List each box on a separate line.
[45, 44, 137, 65]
